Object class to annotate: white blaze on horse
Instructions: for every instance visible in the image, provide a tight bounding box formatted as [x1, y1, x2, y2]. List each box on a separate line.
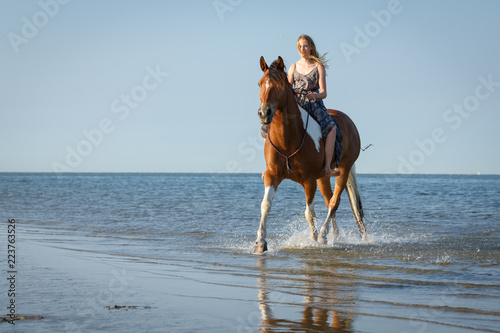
[254, 56, 367, 253]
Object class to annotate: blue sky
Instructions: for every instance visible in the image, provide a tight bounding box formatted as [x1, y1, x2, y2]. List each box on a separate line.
[1, 0, 499, 174]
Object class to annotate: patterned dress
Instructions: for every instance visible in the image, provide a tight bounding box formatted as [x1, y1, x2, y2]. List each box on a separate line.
[293, 65, 342, 168]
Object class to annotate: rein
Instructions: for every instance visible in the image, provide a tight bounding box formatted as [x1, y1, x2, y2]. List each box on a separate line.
[267, 111, 310, 174]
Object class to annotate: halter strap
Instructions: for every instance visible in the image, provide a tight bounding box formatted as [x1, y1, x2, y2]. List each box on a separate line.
[267, 112, 310, 174]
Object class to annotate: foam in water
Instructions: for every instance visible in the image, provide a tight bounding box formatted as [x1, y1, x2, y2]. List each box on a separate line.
[433, 254, 454, 264]
[276, 222, 433, 251]
[281, 229, 326, 249]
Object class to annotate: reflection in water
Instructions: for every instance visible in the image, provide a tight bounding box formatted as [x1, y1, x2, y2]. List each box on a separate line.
[255, 257, 355, 332]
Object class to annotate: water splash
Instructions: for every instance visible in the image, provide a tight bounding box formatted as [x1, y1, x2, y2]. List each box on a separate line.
[274, 222, 433, 252]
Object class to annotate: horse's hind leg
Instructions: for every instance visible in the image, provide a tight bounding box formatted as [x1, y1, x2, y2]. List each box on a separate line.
[319, 172, 349, 244]
[331, 212, 340, 238]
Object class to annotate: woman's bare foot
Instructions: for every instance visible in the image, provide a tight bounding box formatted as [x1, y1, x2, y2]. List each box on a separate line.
[328, 168, 341, 177]
[319, 168, 340, 178]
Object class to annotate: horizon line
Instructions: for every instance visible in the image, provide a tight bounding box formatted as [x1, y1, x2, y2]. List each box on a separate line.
[0, 171, 497, 176]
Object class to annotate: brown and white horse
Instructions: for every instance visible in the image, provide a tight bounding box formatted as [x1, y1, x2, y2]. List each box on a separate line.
[254, 56, 367, 253]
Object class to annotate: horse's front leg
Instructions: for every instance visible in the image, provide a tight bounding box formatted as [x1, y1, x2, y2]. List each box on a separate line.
[254, 174, 279, 253]
[303, 179, 318, 241]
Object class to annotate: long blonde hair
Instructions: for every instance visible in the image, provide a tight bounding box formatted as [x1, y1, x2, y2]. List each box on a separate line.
[297, 34, 329, 70]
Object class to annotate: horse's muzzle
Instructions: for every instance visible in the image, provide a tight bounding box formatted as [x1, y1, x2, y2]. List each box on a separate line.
[258, 106, 274, 125]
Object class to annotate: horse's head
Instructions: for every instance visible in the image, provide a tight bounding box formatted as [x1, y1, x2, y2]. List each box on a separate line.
[258, 56, 288, 125]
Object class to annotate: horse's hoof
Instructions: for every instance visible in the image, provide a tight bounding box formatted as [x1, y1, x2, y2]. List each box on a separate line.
[253, 241, 268, 254]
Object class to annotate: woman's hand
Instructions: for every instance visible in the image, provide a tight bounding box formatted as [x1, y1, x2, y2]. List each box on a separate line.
[306, 93, 317, 101]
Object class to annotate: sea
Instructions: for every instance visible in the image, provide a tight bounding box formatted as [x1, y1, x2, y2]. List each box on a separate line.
[1, 173, 499, 332]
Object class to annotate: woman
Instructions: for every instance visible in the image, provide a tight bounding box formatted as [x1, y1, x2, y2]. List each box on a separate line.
[288, 34, 340, 177]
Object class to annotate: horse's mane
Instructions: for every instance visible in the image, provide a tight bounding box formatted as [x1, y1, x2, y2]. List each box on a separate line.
[269, 60, 289, 89]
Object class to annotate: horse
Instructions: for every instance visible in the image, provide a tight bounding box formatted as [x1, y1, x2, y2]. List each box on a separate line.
[254, 56, 367, 254]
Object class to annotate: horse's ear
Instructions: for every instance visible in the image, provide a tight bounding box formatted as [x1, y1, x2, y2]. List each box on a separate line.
[260, 56, 268, 72]
[277, 56, 285, 70]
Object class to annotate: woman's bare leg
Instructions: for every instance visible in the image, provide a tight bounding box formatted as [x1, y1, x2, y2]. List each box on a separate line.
[324, 127, 340, 177]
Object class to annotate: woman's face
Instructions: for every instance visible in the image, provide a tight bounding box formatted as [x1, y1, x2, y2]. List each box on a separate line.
[298, 39, 311, 56]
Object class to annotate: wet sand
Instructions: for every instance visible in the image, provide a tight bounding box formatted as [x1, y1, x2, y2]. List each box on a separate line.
[5, 231, 260, 332]
[3, 226, 497, 333]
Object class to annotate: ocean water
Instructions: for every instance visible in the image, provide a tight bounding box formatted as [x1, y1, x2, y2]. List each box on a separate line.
[1, 173, 499, 332]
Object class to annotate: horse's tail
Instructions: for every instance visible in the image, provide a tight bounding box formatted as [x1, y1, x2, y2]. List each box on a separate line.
[346, 164, 368, 240]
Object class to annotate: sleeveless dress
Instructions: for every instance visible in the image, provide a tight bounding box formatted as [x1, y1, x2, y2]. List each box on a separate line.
[293, 65, 343, 168]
